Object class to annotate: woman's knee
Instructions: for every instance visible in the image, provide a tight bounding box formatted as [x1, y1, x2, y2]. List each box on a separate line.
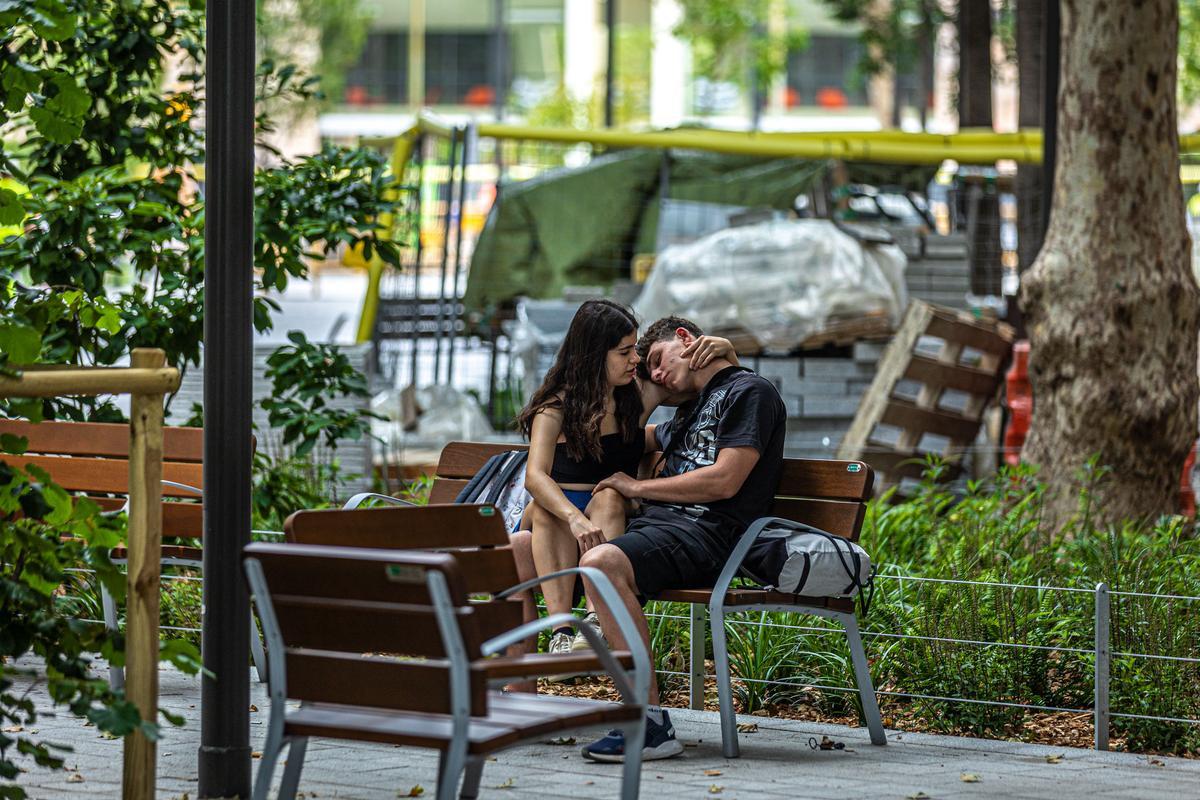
[587, 486, 624, 515]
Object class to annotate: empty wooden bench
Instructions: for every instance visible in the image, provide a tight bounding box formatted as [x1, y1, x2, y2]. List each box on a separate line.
[427, 440, 887, 758]
[284, 502, 640, 686]
[0, 419, 265, 688]
[243, 542, 649, 800]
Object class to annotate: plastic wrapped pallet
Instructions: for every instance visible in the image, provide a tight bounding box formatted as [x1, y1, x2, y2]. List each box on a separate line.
[633, 219, 908, 353]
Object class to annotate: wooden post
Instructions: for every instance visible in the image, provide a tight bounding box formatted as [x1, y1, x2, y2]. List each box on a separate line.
[122, 348, 167, 800]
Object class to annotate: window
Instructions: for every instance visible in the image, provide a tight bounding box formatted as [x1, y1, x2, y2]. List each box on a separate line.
[786, 35, 868, 109]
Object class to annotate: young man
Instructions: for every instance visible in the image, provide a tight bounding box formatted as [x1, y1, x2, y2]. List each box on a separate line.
[577, 316, 787, 763]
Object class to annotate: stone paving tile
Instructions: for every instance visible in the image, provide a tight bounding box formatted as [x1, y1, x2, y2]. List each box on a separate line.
[10, 661, 1200, 799]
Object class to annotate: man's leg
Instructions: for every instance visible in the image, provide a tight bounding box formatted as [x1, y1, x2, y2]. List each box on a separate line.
[578, 543, 658, 705]
[578, 542, 682, 762]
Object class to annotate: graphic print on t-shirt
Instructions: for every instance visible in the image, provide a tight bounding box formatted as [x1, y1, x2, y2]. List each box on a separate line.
[664, 387, 729, 475]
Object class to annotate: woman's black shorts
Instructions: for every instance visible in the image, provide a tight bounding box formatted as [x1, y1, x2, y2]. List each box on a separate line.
[609, 504, 741, 601]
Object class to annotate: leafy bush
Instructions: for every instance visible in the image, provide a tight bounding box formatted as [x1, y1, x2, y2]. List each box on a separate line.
[0, 448, 201, 798]
[713, 462, 1200, 753]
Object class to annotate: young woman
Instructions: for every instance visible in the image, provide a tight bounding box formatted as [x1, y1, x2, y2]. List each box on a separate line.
[517, 299, 734, 658]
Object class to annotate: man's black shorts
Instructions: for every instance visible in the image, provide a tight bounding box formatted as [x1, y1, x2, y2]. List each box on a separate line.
[610, 504, 742, 600]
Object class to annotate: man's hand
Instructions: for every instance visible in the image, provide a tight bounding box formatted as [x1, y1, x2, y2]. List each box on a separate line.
[593, 471, 642, 500]
[568, 512, 605, 554]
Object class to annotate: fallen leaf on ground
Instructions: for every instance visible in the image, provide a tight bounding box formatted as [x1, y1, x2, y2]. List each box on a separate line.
[66, 774, 84, 783]
[708, 785, 723, 794]
[100, 731, 119, 740]
[703, 769, 722, 776]
[960, 773, 981, 782]
[399, 786, 424, 797]
[905, 793, 929, 799]
[583, 781, 594, 785]
[494, 777, 515, 789]
[249, 704, 259, 712]
[1149, 758, 1165, 767]
[2, 726, 21, 733]
[251, 751, 262, 759]
[1045, 754, 1064, 764]
[546, 736, 576, 745]
[736, 723, 758, 733]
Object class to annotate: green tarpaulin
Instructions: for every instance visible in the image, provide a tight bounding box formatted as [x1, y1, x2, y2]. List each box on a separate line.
[463, 149, 829, 312]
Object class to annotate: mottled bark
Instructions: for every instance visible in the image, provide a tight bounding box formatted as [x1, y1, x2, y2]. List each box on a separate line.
[1020, 0, 1200, 527]
[1014, 0, 1045, 274]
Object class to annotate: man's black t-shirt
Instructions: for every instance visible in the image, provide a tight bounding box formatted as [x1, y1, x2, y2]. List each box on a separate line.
[651, 366, 786, 530]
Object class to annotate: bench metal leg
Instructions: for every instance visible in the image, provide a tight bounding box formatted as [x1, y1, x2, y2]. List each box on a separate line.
[619, 716, 646, 800]
[459, 756, 484, 800]
[436, 739, 468, 800]
[840, 611, 886, 746]
[253, 733, 289, 800]
[708, 606, 740, 758]
[689, 604, 706, 711]
[277, 737, 308, 799]
[100, 583, 124, 692]
[250, 610, 268, 683]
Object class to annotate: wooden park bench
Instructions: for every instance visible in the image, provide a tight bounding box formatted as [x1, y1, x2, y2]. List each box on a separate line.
[0, 419, 266, 688]
[426, 441, 887, 758]
[283, 502, 641, 687]
[243, 542, 649, 800]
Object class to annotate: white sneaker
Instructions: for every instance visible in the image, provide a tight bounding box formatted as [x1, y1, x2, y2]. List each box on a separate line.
[548, 631, 574, 655]
[547, 630, 579, 683]
[570, 612, 607, 652]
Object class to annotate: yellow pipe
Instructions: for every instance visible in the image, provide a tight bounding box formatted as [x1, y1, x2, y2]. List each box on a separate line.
[354, 128, 420, 343]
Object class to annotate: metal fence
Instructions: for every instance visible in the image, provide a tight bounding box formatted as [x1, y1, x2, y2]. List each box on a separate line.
[644, 575, 1199, 752]
[69, 561, 1198, 753]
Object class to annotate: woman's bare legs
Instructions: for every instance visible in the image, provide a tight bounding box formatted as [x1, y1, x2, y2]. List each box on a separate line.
[502, 530, 539, 693]
[531, 488, 628, 616]
[529, 501, 582, 618]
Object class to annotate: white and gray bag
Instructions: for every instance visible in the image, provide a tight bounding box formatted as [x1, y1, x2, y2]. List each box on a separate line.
[740, 522, 874, 602]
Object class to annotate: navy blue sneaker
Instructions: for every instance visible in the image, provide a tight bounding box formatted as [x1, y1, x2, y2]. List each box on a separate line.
[581, 709, 684, 762]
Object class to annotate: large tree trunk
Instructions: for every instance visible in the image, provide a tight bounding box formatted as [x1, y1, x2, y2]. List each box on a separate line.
[1014, 0, 1045, 275]
[1020, 0, 1200, 527]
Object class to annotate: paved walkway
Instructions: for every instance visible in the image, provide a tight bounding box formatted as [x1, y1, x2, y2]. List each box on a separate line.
[9, 662, 1198, 799]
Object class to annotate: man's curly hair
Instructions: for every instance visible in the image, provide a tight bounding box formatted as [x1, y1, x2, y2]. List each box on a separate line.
[635, 316, 703, 379]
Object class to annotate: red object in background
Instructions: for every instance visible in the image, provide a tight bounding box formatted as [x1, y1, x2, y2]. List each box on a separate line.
[345, 85, 369, 106]
[1182, 443, 1198, 517]
[1003, 340, 1031, 467]
[1003, 339, 1199, 515]
[785, 87, 801, 108]
[464, 85, 495, 107]
[816, 87, 848, 109]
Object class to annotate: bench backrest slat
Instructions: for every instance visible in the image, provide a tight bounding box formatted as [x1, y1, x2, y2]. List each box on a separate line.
[284, 506, 521, 593]
[285, 650, 487, 715]
[0, 454, 204, 497]
[0, 419, 205, 463]
[246, 543, 489, 716]
[431, 441, 874, 543]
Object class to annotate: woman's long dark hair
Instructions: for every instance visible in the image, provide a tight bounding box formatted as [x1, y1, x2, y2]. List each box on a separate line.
[518, 299, 643, 462]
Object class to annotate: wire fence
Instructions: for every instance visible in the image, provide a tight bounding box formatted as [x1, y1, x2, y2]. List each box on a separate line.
[69, 558, 1200, 753]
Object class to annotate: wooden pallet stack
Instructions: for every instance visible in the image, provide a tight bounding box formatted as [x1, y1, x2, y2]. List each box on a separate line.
[837, 300, 1015, 494]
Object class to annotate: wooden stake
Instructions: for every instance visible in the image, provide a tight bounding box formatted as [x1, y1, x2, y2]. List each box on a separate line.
[122, 348, 167, 800]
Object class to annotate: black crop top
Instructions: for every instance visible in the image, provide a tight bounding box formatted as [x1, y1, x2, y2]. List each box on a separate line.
[550, 432, 644, 484]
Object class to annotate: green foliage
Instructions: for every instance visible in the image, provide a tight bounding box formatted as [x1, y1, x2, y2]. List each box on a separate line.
[0, 447, 201, 794]
[1181, 0, 1200, 109]
[250, 452, 344, 532]
[0, 1, 406, 425]
[819, 0, 946, 78]
[673, 0, 806, 94]
[260, 330, 380, 458]
[256, 0, 372, 111]
[712, 463, 1200, 753]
